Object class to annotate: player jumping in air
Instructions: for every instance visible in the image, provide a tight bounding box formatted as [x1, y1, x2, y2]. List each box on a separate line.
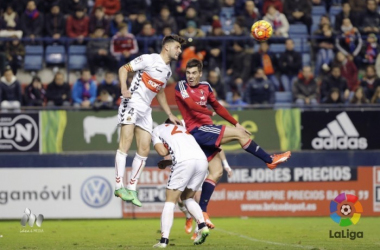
[175, 59, 291, 227]
[152, 120, 210, 248]
[114, 35, 185, 207]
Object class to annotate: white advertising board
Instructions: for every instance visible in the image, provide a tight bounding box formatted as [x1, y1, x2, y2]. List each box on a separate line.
[0, 168, 122, 219]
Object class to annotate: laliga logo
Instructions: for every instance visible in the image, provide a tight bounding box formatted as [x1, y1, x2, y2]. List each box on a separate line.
[329, 193, 364, 240]
[0, 115, 38, 151]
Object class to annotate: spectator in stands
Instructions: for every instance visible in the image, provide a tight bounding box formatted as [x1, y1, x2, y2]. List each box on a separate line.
[66, 5, 89, 43]
[150, 0, 178, 18]
[205, 19, 225, 71]
[334, 2, 358, 32]
[94, 0, 120, 16]
[131, 11, 147, 35]
[283, 0, 312, 34]
[321, 65, 349, 103]
[263, 5, 289, 38]
[227, 40, 251, 93]
[109, 12, 127, 36]
[153, 6, 177, 35]
[87, 27, 116, 75]
[21, 0, 44, 40]
[93, 71, 119, 109]
[245, 68, 275, 104]
[2, 5, 19, 30]
[348, 0, 367, 14]
[89, 6, 109, 35]
[5, 36, 24, 75]
[262, 0, 283, 15]
[240, 0, 260, 31]
[220, 0, 237, 35]
[230, 18, 254, 48]
[292, 66, 318, 105]
[72, 68, 97, 108]
[198, 0, 221, 25]
[208, 70, 226, 101]
[358, 33, 378, 67]
[359, 0, 380, 35]
[0, 66, 22, 111]
[177, 6, 200, 31]
[111, 23, 138, 67]
[24, 76, 46, 106]
[336, 52, 359, 92]
[46, 71, 71, 107]
[120, 0, 147, 21]
[228, 90, 248, 110]
[252, 42, 280, 91]
[45, 3, 66, 43]
[61, 0, 88, 17]
[136, 21, 157, 54]
[37, 0, 59, 14]
[161, 26, 173, 37]
[371, 86, 380, 103]
[279, 39, 302, 92]
[350, 86, 369, 104]
[335, 18, 362, 63]
[179, 21, 205, 39]
[325, 88, 344, 104]
[314, 24, 335, 77]
[361, 65, 380, 100]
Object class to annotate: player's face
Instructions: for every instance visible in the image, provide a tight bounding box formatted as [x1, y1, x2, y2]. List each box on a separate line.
[186, 67, 202, 86]
[167, 41, 182, 61]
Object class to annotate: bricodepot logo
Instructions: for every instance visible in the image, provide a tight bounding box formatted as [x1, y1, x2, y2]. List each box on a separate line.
[329, 193, 364, 240]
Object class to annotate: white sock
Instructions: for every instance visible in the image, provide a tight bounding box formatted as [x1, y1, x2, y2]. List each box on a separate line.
[126, 153, 147, 191]
[178, 201, 192, 219]
[183, 198, 205, 224]
[115, 150, 127, 189]
[161, 202, 175, 239]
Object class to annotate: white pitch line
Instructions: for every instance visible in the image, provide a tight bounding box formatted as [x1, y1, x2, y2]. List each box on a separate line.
[215, 228, 318, 249]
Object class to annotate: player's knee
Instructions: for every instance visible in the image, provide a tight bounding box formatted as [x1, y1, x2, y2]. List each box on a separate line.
[209, 167, 223, 182]
[137, 144, 150, 156]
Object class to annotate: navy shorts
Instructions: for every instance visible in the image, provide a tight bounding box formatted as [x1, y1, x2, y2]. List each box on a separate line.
[190, 125, 226, 161]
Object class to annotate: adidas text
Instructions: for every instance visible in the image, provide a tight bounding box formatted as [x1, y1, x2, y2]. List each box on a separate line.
[312, 136, 368, 150]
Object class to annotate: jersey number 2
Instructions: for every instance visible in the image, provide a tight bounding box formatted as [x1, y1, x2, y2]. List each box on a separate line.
[170, 126, 190, 135]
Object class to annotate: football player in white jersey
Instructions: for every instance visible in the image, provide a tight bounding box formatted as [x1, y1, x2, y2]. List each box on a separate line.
[152, 119, 210, 248]
[114, 35, 185, 207]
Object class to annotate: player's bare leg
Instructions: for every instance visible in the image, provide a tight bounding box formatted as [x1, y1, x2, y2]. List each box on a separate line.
[199, 153, 223, 229]
[181, 189, 209, 245]
[125, 126, 151, 207]
[221, 126, 291, 169]
[114, 124, 135, 201]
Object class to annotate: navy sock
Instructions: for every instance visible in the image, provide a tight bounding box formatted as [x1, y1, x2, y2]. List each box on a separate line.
[243, 139, 272, 163]
[199, 179, 216, 212]
[160, 238, 169, 244]
[198, 222, 206, 230]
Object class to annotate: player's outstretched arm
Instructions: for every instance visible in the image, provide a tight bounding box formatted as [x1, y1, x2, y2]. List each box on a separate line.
[156, 88, 181, 125]
[119, 63, 132, 98]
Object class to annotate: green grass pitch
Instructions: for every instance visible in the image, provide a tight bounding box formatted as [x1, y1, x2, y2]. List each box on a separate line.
[1, 217, 379, 249]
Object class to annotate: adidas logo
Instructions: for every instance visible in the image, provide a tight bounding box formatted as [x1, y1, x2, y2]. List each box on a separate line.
[312, 112, 368, 150]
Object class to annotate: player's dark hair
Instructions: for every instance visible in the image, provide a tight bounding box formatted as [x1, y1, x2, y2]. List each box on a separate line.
[162, 35, 186, 46]
[186, 58, 203, 72]
[164, 118, 174, 124]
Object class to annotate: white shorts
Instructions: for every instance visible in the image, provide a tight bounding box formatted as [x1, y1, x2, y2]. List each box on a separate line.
[118, 99, 153, 133]
[197, 170, 209, 192]
[167, 159, 208, 192]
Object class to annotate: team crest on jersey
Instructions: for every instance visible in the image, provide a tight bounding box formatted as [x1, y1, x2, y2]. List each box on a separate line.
[127, 116, 132, 121]
[134, 56, 143, 64]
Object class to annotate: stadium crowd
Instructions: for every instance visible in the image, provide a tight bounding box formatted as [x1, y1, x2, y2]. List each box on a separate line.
[1, 0, 380, 111]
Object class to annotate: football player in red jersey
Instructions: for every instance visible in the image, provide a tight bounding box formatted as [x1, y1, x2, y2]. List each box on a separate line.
[175, 59, 291, 228]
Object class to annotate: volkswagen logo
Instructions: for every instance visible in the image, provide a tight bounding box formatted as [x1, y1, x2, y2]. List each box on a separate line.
[81, 176, 112, 208]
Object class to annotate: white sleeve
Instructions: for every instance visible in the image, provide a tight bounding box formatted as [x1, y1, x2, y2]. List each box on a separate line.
[151, 129, 162, 146]
[129, 54, 149, 72]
